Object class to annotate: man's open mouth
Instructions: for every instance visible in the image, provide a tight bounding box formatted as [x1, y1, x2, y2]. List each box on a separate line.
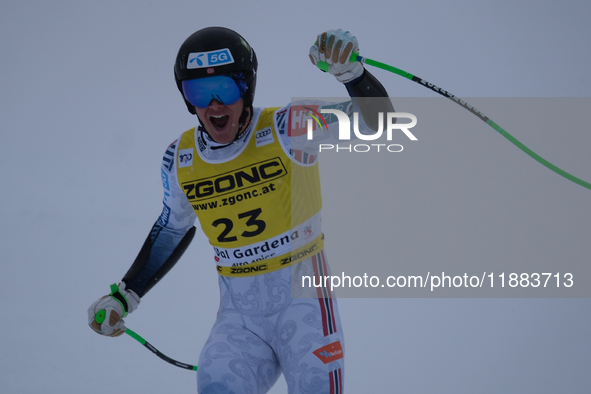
[210, 115, 229, 129]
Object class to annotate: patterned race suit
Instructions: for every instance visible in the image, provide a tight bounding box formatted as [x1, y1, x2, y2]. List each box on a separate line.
[125, 101, 356, 393]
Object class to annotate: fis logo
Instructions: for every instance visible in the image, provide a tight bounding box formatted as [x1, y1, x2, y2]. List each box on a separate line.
[178, 149, 194, 168]
[187, 49, 234, 69]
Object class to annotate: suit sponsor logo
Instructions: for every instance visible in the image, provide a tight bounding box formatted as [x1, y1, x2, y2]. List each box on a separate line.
[229, 264, 268, 274]
[161, 168, 170, 191]
[280, 244, 317, 265]
[313, 341, 344, 364]
[158, 203, 171, 226]
[255, 127, 274, 147]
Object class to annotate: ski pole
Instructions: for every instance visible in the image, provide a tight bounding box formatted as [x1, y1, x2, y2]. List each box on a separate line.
[94, 310, 198, 371]
[317, 54, 591, 191]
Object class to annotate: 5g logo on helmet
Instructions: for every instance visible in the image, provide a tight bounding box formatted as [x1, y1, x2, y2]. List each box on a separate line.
[187, 48, 235, 69]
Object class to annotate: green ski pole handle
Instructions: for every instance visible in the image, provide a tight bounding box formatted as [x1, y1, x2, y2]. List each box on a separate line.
[317, 52, 413, 80]
[316, 52, 360, 72]
[94, 310, 197, 371]
[316, 51, 591, 190]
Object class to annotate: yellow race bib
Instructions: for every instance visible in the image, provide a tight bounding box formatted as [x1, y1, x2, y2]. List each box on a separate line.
[176, 108, 323, 271]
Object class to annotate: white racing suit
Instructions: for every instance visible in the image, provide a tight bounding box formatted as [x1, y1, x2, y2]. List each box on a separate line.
[164, 103, 344, 394]
[122, 71, 393, 394]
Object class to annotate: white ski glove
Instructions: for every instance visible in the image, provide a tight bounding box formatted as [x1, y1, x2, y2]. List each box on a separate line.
[309, 29, 364, 83]
[87, 282, 140, 337]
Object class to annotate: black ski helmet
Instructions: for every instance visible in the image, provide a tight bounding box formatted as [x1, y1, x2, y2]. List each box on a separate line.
[174, 27, 258, 115]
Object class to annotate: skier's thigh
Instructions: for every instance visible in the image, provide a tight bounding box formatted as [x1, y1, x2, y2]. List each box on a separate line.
[197, 323, 281, 394]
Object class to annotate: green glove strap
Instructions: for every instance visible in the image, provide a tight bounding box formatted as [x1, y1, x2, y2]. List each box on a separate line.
[108, 283, 130, 318]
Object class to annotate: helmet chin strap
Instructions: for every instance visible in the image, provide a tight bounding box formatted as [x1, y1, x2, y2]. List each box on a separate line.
[236, 106, 252, 139]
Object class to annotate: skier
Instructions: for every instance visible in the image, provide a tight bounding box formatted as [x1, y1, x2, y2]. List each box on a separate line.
[88, 27, 393, 393]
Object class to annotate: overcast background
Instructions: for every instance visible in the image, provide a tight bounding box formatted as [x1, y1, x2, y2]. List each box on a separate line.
[1, 1, 590, 393]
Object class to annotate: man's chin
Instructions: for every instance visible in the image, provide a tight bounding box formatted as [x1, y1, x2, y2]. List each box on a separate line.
[209, 128, 236, 144]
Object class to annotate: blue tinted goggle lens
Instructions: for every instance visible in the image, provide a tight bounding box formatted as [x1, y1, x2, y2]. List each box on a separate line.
[182, 75, 246, 108]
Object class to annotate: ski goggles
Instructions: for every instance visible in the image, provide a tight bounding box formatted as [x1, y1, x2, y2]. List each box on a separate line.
[182, 73, 247, 108]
